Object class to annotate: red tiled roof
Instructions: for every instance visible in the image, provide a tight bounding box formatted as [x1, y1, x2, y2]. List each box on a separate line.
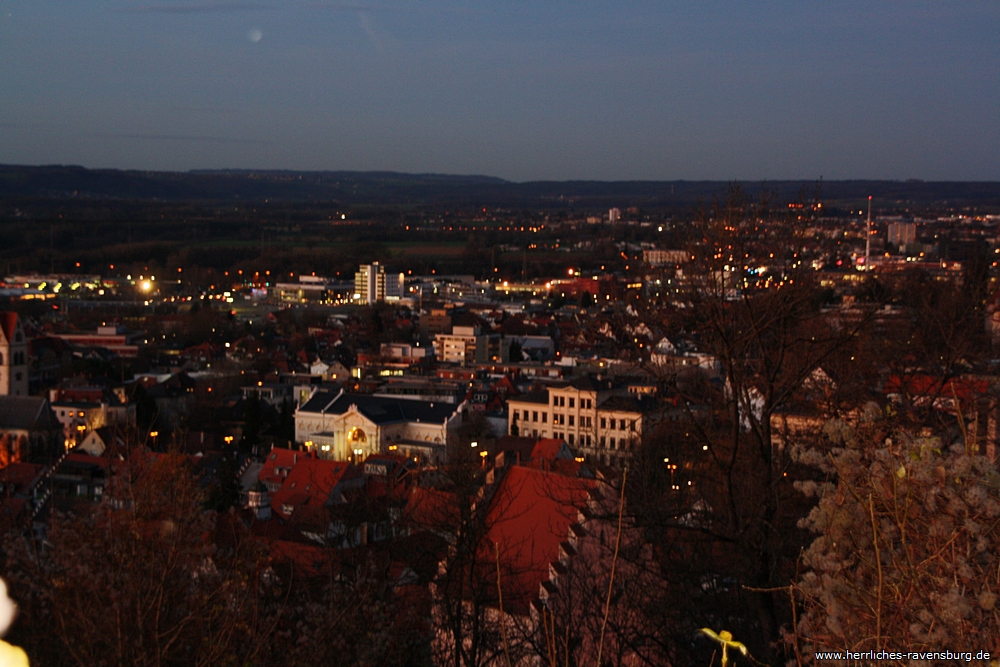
[269, 539, 331, 577]
[530, 438, 567, 462]
[484, 466, 593, 612]
[283, 458, 356, 499]
[403, 486, 461, 534]
[259, 448, 307, 487]
[885, 374, 991, 404]
[0, 312, 18, 344]
[0, 462, 44, 489]
[269, 457, 359, 520]
[525, 458, 583, 476]
[64, 452, 111, 469]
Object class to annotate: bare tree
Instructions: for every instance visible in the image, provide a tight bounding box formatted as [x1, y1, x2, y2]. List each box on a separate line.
[626, 186, 875, 662]
[4, 450, 271, 667]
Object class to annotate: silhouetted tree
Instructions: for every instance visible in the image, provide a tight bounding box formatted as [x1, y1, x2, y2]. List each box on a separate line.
[241, 394, 262, 454]
[4, 451, 270, 667]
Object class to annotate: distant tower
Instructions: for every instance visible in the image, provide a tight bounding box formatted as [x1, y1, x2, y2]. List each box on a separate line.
[865, 196, 872, 270]
[0, 313, 29, 396]
[353, 262, 403, 304]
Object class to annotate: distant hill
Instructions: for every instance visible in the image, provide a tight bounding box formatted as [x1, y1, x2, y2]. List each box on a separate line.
[1, 164, 998, 208]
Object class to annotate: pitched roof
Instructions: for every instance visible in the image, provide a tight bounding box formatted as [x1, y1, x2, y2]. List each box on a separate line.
[299, 391, 459, 425]
[259, 448, 308, 488]
[598, 394, 652, 414]
[495, 435, 537, 462]
[280, 457, 357, 504]
[509, 390, 549, 405]
[0, 397, 56, 431]
[270, 458, 359, 523]
[403, 486, 461, 534]
[0, 463, 45, 491]
[567, 376, 611, 392]
[484, 466, 594, 612]
[530, 438, 572, 462]
[0, 312, 19, 344]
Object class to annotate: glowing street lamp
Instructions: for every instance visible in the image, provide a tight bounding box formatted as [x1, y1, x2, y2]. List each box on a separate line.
[664, 458, 679, 491]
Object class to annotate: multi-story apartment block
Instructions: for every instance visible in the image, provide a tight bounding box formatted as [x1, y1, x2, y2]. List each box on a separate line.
[506, 377, 657, 466]
[887, 222, 917, 248]
[354, 262, 404, 304]
[433, 326, 505, 366]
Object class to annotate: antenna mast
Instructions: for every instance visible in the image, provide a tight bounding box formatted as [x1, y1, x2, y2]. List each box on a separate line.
[865, 195, 872, 270]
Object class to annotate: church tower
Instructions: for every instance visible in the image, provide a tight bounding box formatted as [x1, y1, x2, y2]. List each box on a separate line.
[0, 313, 29, 396]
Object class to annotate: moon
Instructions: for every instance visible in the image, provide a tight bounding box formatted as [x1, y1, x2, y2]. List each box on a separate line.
[248, 28, 263, 43]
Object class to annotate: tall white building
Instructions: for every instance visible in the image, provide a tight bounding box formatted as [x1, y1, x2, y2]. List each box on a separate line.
[887, 222, 917, 248]
[0, 313, 29, 397]
[354, 262, 404, 304]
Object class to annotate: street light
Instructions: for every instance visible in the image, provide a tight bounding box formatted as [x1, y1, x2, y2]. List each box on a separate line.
[664, 457, 678, 491]
[353, 448, 363, 462]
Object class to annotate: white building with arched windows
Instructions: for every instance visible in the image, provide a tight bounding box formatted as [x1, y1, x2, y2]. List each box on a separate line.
[294, 389, 464, 464]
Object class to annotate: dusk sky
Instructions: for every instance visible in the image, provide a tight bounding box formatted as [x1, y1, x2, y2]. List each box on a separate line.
[1, 1, 997, 181]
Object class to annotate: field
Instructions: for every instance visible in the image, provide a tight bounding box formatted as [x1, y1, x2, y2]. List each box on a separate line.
[385, 242, 467, 258]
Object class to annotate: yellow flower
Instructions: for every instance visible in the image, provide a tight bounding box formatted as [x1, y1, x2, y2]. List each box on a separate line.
[0, 639, 29, 667]
[699, 628, 751, 667]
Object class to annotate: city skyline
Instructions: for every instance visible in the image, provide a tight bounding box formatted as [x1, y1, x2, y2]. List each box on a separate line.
[1, 1, 998, 181]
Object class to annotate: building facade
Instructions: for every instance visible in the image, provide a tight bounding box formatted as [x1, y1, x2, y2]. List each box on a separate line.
[506, 378, 657, 466]
[295, 390, 464, 464]
[354, 262, 404, 304]
[0, 313, 29, 397]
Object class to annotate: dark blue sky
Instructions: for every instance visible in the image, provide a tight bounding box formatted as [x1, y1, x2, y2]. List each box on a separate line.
[2, 1, 997, 180]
